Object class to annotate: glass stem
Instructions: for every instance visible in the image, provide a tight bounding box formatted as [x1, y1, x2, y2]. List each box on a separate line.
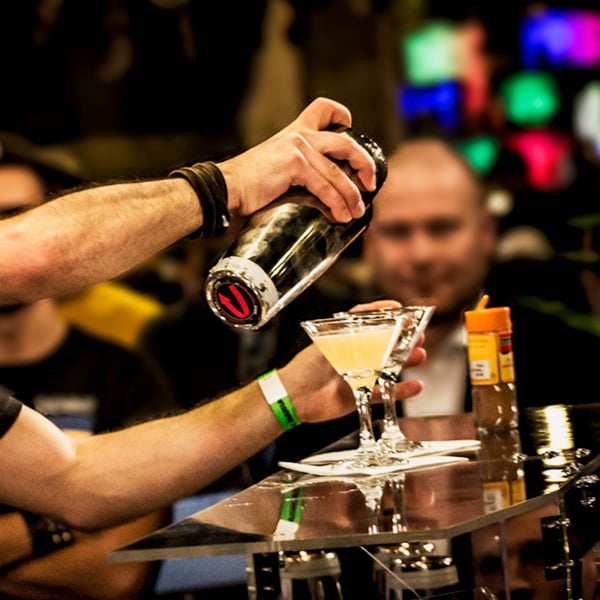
[387, 473, 407, 532]
[379, 374, 407, 441]
[354, 387, 378, 454]
[360, 479, 384, 534]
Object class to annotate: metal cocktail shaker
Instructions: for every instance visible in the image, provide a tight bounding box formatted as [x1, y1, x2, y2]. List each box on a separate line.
[204, 128, 387, 330]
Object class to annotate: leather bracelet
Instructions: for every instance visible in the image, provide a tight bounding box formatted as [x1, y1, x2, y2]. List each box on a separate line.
[169, 161, 230, 239]
[21, 511, 74, 558]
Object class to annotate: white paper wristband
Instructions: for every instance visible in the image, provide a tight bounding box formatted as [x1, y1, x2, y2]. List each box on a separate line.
[257, 369, 301, 430]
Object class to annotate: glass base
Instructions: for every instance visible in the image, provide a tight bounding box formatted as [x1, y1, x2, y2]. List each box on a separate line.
[377, 428, 424, 454]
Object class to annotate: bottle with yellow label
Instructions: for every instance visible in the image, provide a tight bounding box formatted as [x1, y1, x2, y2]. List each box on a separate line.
[465, 295, 525, 512]
[465, 294, 518, 433]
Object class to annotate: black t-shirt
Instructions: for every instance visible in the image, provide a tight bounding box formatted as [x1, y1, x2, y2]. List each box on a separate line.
[0, 327, 175, 518]
[0, 390, 22, 439]
[0, 326, 176, 434]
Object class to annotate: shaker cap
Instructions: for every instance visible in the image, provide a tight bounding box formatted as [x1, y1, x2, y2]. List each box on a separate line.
[464, 294, 512, 332]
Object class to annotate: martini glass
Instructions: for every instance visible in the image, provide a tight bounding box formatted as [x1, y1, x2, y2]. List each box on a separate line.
[377, 306, 435, 455]
[301, 313, 405, 468]
[333, 306, 435, 456]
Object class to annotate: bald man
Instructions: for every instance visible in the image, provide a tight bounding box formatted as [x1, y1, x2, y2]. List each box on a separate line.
[363, 139, 497, 416]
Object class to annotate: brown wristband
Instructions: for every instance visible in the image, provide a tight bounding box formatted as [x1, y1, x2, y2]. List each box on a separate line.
[169, 161, 230, 239]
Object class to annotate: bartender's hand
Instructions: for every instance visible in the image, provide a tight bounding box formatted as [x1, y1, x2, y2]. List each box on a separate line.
[279, 300, 426, 424]
[217, 97, 376, 223]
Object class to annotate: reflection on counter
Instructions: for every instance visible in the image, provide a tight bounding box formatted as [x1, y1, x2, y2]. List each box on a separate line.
[476, 428, 526, 514]
[521, 403, 600, 495]
[471, 503, 599, 600]
[111, 410, 600, 600]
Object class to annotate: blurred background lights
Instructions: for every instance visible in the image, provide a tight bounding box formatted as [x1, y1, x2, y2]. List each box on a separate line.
[398, 81, 462, 131]
[401, 20, 489, 117]
[457, 22, 490, 116]
[574, 80, 600, 144]
[495, 225, 554, 262]
[486, 188, 514, 218]
[403, 21, 460, 85]
[504, 130, 572, 191]
[499, 71, 561, 127]
[456, 135, 499, 176]
[521, 8, 600, 69]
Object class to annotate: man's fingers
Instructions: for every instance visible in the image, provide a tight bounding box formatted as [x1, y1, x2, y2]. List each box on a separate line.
[395, 379, 424, 401]
[405, 345, 426, 368]
[348, 300, 403, 313]
[293, 97, 353, 131]
[295, 136, 367, 221]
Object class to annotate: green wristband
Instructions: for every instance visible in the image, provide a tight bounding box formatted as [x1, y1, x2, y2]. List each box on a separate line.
[280, 488, 305, 523]
[257, 369, 301, 431]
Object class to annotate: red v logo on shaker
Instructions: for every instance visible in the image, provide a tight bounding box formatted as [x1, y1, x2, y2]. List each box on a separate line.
[218, 284, 251, 319]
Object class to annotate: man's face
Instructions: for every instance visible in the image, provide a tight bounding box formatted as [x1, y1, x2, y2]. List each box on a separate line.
[363, 145, 496, 318]
[0, 164, 45, 322]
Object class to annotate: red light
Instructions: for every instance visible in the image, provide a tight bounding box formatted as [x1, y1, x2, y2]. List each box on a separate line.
[504, 130, 572, 191]
[457, 22, 490, 116]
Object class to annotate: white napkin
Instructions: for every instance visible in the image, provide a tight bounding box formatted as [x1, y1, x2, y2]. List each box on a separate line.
[300, 440, 480, 465]
[278, 454, 469, 477]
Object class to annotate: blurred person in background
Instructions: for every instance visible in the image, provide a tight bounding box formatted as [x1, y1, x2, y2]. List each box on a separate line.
[360, 138, 496, 417]
[0, 135, 177, 599]
[360, 137, 600, 416]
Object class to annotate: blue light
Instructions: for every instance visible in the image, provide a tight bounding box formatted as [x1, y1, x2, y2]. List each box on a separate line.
[521, 8, 600, 68]
[398, 81, 462, 131]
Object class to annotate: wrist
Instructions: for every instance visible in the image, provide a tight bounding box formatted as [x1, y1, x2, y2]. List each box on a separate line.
[169, 161, 230, 239]
[215, 160, 240, 216]
[21, 511, 74, 558]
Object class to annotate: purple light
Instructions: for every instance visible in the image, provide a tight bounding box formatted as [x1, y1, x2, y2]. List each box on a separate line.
[521, 8, 600, 68]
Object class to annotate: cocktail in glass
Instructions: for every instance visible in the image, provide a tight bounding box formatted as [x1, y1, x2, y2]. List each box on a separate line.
[301, 313, 405, 468]
[332, 306, 435, 456]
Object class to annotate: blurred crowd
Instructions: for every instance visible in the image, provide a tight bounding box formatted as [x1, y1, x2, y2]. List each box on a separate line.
[0, 1, 599, 598]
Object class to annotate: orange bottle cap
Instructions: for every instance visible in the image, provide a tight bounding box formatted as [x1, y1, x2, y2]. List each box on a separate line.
[464, 294, 512, 332]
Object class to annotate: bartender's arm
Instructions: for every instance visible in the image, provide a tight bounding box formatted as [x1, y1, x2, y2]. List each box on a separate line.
[0, 337, 424, 531]
[0, 97, 374, 306]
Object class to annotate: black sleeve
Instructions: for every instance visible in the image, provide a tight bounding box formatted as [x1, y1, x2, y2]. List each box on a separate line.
[0, 389, 23, 439]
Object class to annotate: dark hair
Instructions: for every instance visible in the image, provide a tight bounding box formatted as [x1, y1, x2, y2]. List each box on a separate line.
[0, 132, 81, 194]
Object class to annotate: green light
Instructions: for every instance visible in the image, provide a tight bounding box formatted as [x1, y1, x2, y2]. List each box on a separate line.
[456, 136, 500, 175]
[403, 21, 459, 85]
[499, 71, 561, 127]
